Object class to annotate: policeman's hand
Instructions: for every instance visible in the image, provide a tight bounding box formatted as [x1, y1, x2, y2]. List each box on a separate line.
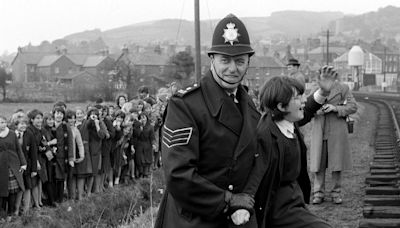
[226, 192, 255, 212]
[231, 209, 250, 225]
[318, 65, 337, 95]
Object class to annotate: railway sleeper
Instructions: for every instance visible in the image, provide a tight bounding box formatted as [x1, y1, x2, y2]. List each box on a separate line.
[363, 206, 400, 218]
[370, 169, 398, 175]
[366, 186, 400, 195]
[370, 163, 398, 169]
[364, 195, 400, 206]
[359, 218, 400, 228]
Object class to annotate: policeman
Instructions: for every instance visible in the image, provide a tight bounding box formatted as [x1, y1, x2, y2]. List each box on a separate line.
[155, 14, 260, 228]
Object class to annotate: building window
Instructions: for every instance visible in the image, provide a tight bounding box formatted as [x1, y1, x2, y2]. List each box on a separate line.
[55, 67, 60, 74]
[30, 66, 35, 72]
[141, 66, 146, 74]
[160, 66, 164, 74]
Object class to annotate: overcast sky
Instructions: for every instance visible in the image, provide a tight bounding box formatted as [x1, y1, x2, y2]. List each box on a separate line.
[1, 0, 400, 54]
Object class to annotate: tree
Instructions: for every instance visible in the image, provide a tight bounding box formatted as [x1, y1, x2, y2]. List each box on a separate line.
[169, 51, 194, 86]
[0, 66, 11, 101]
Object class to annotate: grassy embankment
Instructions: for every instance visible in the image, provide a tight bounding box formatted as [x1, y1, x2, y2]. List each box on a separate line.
[1, 169, 164, 228]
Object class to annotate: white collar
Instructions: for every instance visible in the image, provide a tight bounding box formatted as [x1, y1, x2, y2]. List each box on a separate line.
[225, 88, 239, 103]
[275, 119, 295, 139]
[0, 127, 10, 138]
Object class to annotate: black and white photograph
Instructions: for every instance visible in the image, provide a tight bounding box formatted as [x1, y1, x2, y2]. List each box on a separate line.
[1, 0, 400, 227]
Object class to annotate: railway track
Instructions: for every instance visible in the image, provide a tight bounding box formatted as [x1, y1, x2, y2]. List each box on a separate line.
[355, 93, 400, 228]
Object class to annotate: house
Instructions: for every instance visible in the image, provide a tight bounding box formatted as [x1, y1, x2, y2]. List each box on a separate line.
[11, 49, 46, 82]
[36, 55, 78, 82]
[308, 46, 347, 65]
[244, 56, 286, 90]
[82, 55, 115, 77]
[115, 47, 174, 95]
[56, 70, 98, 88]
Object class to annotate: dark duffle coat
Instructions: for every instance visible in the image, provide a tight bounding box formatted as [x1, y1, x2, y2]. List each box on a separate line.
[155, 71, 261, 228]
[248, 96, 325, 228]
[21, 126, 40, 188]
[0, 130, 26, 197]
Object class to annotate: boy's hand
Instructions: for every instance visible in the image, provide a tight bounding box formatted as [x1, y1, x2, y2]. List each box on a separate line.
[318, 65, 337, 95]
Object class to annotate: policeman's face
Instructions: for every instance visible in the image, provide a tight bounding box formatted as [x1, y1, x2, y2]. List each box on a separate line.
[211, 54, 249, 91]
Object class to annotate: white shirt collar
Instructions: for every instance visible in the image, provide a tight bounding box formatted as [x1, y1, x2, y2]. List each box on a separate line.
[15, 129, 23, 137]
[275, 119, 295, 139]
[225, 88, 239, 103]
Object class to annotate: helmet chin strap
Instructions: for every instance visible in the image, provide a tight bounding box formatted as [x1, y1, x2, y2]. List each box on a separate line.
[211, 59, 247, 85]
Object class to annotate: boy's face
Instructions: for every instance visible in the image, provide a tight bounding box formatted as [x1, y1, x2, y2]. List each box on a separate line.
[54, 111, 64, 122]
[46, 117, 54, 127]
[76, 110, 85, 121]
[0, 118, 7, 131]
[17, 121, 28, 132]
[67, 116, 76, 126]
[32, 115, 43, 129]
[282, 90, 306, 122]
[123, 127, 131, 135]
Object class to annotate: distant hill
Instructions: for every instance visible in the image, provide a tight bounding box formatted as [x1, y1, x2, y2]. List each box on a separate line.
[332, 5, 400, 41]
[63, 11, 344, 47]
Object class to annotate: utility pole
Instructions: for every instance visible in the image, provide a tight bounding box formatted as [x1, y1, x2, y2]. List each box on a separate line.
[321, 29, 332, 65]
[326, 29, 329, 66]
[194, 0, 201, 83]
[383, 47, 386, 92]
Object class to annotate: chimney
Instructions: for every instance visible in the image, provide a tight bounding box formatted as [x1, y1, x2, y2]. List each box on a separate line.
[17, 47, 23, 53]
[60, 45, 67, 55]
[122, 45, 129, 55]
[55, 47, 61, 55]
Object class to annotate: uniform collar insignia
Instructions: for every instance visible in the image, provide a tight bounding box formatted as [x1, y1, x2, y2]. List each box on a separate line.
[223, 22, 240, 45]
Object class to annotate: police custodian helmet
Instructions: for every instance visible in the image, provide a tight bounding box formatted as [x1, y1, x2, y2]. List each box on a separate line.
[207, 14, 255, 57]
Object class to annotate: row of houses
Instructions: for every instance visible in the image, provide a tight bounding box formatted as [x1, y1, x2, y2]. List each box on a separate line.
[11, 46, 288, 94]
[12, 43, 399, 96]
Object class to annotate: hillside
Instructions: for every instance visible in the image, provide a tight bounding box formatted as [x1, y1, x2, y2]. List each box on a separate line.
[332, 5, 400, 41]
[63, 10, 344, 47]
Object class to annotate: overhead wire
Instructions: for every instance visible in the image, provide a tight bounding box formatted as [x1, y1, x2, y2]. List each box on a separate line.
[175, 0, 186, 45]
[205, 0, 215, 35]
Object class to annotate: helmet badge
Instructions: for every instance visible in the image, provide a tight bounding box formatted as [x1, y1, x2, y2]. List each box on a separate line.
[222, 22, 240, 45]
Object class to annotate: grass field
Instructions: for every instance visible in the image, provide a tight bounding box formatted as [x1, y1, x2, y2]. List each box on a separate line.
[0, 102, 91, 118]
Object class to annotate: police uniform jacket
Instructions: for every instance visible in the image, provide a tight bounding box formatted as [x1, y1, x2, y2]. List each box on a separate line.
[249, 96, 322, 228]
[155, 70, 261, 228]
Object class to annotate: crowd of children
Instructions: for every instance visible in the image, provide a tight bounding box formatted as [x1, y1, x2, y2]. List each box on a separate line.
[0, 86, 170, 221]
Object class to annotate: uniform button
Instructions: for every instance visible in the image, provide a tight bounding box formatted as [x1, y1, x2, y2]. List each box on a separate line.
[228, 185, 233, 191]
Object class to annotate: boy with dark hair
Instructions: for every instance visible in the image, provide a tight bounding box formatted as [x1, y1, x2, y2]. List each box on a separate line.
[247, 66, 337, 227]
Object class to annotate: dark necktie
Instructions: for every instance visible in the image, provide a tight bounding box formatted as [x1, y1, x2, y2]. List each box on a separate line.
[230, 94, 241, 113]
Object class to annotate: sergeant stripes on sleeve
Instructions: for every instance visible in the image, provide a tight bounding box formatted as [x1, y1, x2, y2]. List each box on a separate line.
[162, 125, 193, 148]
